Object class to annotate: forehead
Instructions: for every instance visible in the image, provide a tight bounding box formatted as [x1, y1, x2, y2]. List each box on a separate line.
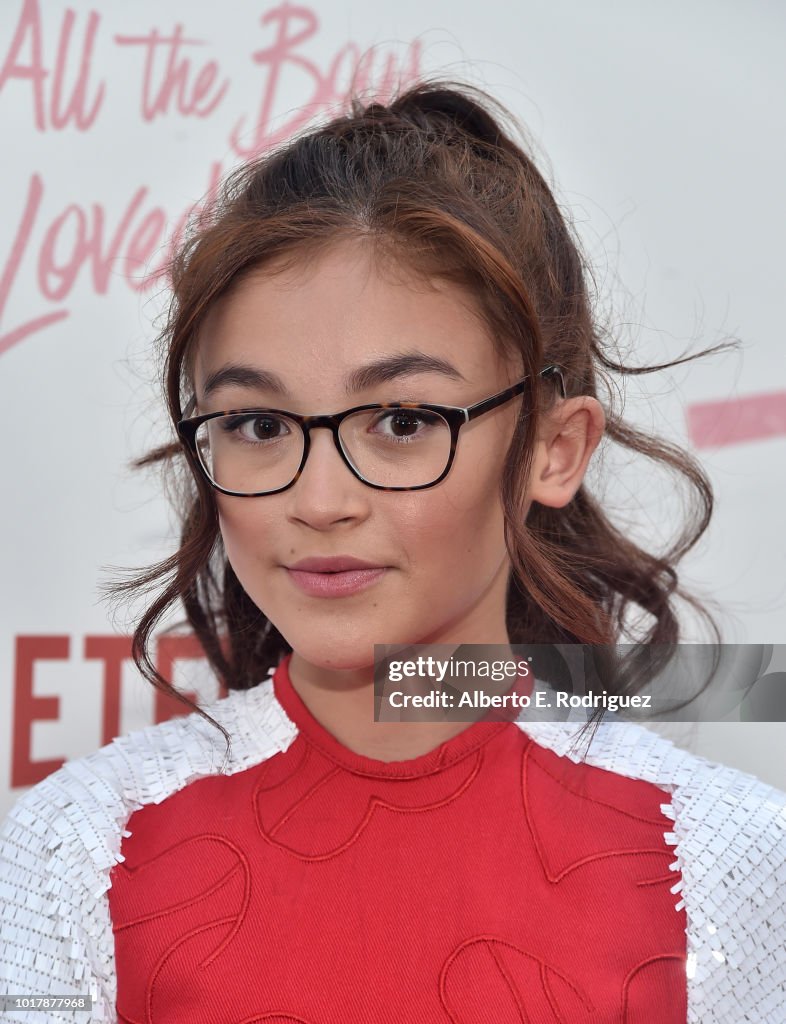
[192, 238, 507, 390]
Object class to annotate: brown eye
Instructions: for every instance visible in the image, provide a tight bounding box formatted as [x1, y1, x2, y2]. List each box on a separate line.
[221, 414, 290, 443]
[370, 410, 442, 442]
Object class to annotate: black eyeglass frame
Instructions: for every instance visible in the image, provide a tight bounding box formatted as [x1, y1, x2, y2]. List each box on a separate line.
[176, 364, 566, 497]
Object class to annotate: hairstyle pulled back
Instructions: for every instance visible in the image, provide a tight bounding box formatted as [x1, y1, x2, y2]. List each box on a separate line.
[104, 77, 732, 750]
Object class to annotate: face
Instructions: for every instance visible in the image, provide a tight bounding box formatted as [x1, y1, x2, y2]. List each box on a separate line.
[192, 237, 528, 680]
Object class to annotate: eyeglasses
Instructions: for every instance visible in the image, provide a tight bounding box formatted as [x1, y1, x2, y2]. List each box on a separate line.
[177, 364, 566, 496]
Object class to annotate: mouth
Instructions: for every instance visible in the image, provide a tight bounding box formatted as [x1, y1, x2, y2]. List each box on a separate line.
[283, 563, 389, 598]
[285, 556, 386, 573]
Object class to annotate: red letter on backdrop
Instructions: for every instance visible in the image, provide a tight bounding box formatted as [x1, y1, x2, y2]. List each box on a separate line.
[12, 635, 69, 788]
[84, 635, 133, 745]
[155, 634, 206, 723]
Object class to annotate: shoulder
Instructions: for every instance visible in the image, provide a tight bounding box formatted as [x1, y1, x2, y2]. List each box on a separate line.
[518, 715, 786, 885]
[519, 715, 786, 1020]
[517, 713, 786, 813]
[2, 670, 294, 842]
[0, 672, 293, 1017]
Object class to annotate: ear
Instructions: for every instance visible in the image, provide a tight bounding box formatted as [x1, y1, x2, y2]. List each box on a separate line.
[526, 396, 605, 509]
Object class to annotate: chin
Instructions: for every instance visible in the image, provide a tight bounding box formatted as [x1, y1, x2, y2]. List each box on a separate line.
[271, 623, 379, 672]
[291, 642, 379, 673]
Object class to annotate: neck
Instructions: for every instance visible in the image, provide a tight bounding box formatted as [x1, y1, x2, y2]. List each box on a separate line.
[287, 638, 519, 763]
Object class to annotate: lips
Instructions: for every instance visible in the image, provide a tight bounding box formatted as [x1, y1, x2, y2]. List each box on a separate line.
[283, 558, 389, 598]
[286, 556, 385, 573]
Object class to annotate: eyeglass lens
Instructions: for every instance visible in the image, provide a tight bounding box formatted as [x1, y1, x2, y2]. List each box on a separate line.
[195, 408, 453, 492]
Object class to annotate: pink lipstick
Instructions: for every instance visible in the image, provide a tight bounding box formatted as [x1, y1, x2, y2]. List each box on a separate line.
[284, 556, 389, 598]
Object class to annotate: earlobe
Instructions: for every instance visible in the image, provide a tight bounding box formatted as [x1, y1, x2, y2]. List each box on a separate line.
[527, 398, 605, 510]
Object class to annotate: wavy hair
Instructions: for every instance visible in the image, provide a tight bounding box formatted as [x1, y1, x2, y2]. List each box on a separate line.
[104, 77, 734, 751]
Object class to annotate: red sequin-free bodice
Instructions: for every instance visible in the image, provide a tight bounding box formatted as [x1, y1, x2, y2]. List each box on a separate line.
[108, 654, 687, 1023]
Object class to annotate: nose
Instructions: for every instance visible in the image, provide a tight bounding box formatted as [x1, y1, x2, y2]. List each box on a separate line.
[284, 424, 369, 527]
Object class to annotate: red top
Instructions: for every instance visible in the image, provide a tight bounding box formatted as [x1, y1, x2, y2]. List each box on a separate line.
[109, 654, 687, 1023]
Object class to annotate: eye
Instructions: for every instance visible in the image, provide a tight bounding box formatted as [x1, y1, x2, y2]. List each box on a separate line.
[220, 414, 291, 443]
[369, 409, 442, 441]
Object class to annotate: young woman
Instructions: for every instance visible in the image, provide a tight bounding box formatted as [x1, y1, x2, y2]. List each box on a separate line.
[1, 79, 784, 1024]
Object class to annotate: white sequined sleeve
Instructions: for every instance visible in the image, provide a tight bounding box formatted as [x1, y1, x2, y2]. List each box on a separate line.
[710, 786, 786, 1021]
[0, 679, 286, 1024]
[0, 765, 122, 1023]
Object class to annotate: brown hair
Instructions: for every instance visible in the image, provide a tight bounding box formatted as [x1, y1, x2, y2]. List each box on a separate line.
[104, 77, 734, 750]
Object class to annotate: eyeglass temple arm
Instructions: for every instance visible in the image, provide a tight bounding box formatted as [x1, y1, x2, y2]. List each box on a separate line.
[466, 364, 566, 421]
[541, 364, 566, 398]
[180, 395, 197, 421]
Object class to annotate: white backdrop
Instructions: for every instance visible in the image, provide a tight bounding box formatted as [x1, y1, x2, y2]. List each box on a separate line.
[1, 0, 784, 819]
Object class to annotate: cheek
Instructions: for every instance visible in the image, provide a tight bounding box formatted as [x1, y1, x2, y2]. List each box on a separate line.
[448, 450, 509, 562]
[216, 500, 271, 576]
[397, 464, 507, 571]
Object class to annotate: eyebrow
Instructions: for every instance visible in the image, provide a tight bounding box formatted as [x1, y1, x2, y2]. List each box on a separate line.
[200, 352, 467, 402]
